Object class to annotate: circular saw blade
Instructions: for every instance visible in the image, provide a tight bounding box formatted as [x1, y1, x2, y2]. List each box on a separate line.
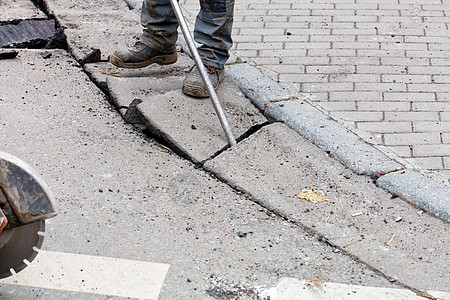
[0, 220, 45, 279]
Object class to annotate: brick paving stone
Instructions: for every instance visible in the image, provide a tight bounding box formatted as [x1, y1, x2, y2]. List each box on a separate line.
[357, 102, 410, 111]
[306, 65, 355, 73]
[279, 74, 328, 83]
[316, 101, 356, 111]
[380, 43, 428, 51]
[330, 91, 382, 101]
[385, 112, 439, 121]
[334, 42, 380, 49]
[285, 42, 331, 49]
[408, 84, 449, 93]
[384, 132, 441, 145]
[355, 83, 407, 92]
[259, 49, 307, 57]
[437, 93, 450, 102]
[303, 83, 354, 92]
[330, 57, 380, 65]
[407, 50, 449, 58]
[311, 35, 356, 42]
[412, 103, 450, 112]
[443, 157, 450, 169]
[330, 74, 380, 83]
[384, 93, 435, 102]
[413, 122, 450, 133]
[388, 146, 412, 157]
[356, 23, 400, 30]
[281, 57, 330, 65]
[432, 58, 450, 67]
[414, 145, 450, 157]
[356, 122, 412, 133]
[308, 49, 356, 57]
[406, 157, 445, 170]
[441, 112, 450, 122]
[356, 9, 399, 16]
[443, 133, 450, 144]
[183, 0, 450, 175]
[382, 75, 432, 84]
[358, 49, 406, 57]
[330, 111, 383, 122]
[357, 66, 407, 74]
[263, 35, 309, 42]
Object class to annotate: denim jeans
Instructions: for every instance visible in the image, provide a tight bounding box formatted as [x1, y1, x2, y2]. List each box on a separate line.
[140, 0, 234, 69]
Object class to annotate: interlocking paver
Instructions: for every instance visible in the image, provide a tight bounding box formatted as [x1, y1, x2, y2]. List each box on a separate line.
[182, 0, 450, 178]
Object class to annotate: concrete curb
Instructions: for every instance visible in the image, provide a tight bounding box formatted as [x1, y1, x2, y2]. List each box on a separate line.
[226, 61, 449, 223]
[225, 63, 294, 111]
[377, 169, 450, 223]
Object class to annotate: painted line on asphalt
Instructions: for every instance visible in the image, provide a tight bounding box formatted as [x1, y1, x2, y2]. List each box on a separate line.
[0, 250, 170, 299]
[265, 278, 450, 300]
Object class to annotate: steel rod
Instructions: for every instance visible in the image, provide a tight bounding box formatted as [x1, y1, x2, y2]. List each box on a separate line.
[169, 0, 237, 146]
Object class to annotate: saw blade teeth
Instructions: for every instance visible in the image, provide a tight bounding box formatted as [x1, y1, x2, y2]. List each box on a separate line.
[0, 220, 45, 279]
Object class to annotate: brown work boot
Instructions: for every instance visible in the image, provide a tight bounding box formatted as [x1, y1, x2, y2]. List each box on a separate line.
[110, 41, 177, 68]
[182, 65, 225, 98]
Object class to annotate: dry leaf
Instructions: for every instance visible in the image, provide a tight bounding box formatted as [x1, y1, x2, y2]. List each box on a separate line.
[298, 189, 329, 203]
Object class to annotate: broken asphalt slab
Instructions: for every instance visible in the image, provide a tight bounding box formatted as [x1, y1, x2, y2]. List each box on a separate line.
[204, 123, 449, 291]
[101, 52, 267, 163]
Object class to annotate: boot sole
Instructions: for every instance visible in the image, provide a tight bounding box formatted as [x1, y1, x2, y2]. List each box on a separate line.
[109, 52, 178, 69]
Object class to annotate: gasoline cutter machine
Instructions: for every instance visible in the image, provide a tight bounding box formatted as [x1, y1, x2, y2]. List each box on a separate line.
[0, 151, 57, 279]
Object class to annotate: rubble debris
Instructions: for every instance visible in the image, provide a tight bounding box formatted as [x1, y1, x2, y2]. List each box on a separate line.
[385, 234, 396, 246]
[236, 231, 247, 238]
[45, 28, 67, 49]
[124, 98, 143, 124]
[41, 52, 52, 59]
[80, 48, 101, 65]
[344, 235, 365, 248]
[0, 51, 18, 59]
[416, 294, 447, 300]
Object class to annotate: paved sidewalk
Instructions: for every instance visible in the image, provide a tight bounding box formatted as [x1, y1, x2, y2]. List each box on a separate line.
[113, 0, 448, 219]
[180, 0, 450, 182]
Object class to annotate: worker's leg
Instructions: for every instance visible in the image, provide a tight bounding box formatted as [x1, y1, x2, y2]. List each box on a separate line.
[140, 0, 178, 53]
[194, 0, 234, 69]
[182, 0, 235, 98]
[110, 0, 178, 68]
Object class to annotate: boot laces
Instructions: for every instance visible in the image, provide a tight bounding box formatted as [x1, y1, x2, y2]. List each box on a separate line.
[206, 65, 221, 75]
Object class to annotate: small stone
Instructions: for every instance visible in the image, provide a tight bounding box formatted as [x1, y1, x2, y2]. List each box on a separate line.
[237, 231, 247, 238]
[41, 52, 52, 59]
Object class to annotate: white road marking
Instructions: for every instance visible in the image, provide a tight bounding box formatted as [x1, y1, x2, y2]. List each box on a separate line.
[0, 250, 170, 300]
[266, 278, 450, 300]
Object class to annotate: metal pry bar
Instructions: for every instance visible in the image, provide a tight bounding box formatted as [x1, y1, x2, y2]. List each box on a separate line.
[169, 0, 237, 146]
